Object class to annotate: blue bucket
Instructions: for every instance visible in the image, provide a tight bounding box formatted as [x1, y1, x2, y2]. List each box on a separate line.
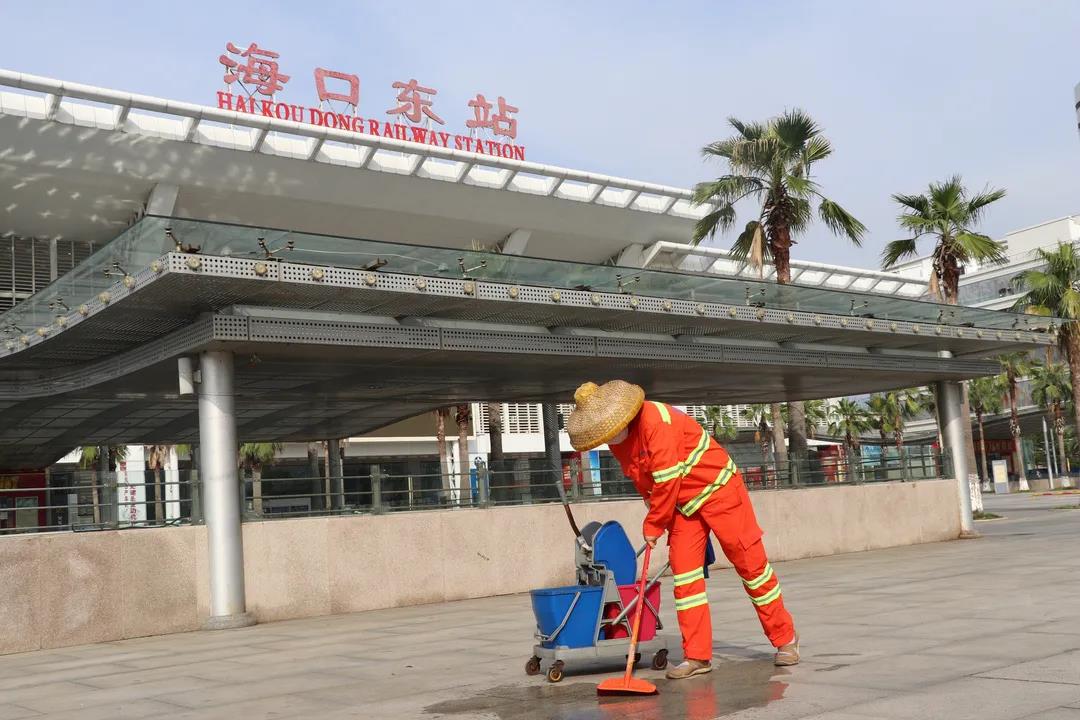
[530, 585, 603, 649]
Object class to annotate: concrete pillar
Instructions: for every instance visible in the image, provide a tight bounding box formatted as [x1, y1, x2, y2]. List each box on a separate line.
[542, 403, 563, 499]
[198, 351, 255, 629]
[328, 439, 345, 511]
[935, 380, 975, 536]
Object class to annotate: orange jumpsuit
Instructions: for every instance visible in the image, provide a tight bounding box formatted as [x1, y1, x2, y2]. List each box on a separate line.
[609, 401, 795, 662]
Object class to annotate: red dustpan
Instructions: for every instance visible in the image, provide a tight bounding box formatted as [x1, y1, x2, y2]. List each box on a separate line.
[597, 545, 659, 696]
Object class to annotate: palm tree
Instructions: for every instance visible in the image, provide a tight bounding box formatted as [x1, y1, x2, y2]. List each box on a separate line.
[455, 404, 472, 505]
[145, 445, 171, 522]
[827, 399, 871, 482]
[306, 442, 324, 511]
[78, 446, 104, 525]
[1014, 242, 1080, 453]
[999, 353, 1031, 491]
[435, 408, 451, 504]
[238, 442, 281, 516]
[881, 176, 1007, 302]
[486, 402, 505, 469]
[867, 390, 924, 473]
[693, 109, 865, 458]
[867, 394, 893, 469]
[882, 176, 1007, 492]
[783, 399, 829, 440]
[700, 406, 738, 442]
[1030, 360, 1071, 481]
[741, 404, 774, 472]
[969, 376, 1006, 484]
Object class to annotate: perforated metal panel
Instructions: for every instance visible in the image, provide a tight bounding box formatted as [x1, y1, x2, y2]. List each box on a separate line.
[248, 318, 440, 348]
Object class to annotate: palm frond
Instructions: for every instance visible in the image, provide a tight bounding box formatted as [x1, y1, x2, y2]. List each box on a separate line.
[731, 220, 770, 264]
[772, 108, 820, 152]
[818, 199, 866, 245]
[891, 192, 931, 215]
[881, 238, 919, 269]
[727, 117, 768, 141]
[965, 186, 1007, 223]
[953, 232, 1007, 265]
[801, 136, 832, 166]
[692, 204, 736, 244]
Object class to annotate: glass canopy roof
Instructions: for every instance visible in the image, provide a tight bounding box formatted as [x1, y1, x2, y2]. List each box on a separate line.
[0, 215, 1060, 334]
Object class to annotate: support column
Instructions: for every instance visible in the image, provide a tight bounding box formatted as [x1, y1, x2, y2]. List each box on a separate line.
[542, 403, 563, 496]
[935, 380, 976, 536]
[328, 439, 345, 511]
[198, 351, 255, 629]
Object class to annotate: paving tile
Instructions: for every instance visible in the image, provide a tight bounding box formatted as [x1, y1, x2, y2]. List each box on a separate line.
[154, 672, 367, 710]
[0, 705, 40, 720]
[157, 694, 349, 720]
[921, 631, 1080, 662]
[977, 651, 1080, 685]
[784, 652, 1010, 692]
[1010, 709, 1080, 720]
[17, 675, 220, 714]
[841, 677, 1080, 720]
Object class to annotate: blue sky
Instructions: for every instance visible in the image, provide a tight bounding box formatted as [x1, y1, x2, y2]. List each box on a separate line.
[2, 0, 1079, 267]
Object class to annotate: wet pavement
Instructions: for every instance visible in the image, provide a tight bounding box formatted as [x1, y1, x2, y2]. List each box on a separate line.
[1, 492, 1079, 719]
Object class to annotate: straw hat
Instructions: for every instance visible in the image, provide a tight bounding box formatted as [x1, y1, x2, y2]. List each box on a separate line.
[567, 380, 645, 451]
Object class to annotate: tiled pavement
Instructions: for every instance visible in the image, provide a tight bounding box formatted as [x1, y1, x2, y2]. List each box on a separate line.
[1, 492, 1079, 718]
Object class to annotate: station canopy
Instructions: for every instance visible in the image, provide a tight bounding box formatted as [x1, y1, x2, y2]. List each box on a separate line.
[0, 70, 1060, 468]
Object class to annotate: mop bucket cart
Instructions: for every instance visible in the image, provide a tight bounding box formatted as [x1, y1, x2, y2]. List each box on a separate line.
[525, 520, 670, 682]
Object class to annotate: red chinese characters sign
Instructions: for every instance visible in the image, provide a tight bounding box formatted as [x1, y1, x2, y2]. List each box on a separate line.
[215, 42, 525, 160]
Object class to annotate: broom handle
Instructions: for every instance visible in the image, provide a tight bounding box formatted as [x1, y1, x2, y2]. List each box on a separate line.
[622, 544, 652, 681]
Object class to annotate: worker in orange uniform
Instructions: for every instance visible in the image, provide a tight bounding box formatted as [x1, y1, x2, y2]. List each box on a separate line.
[567, 380, 799, 679]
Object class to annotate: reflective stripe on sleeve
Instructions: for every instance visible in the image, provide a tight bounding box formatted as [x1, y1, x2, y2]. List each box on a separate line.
[678, 457, 737, 516]
[651, 401, 672, 424]
[651, 429, 710, 483]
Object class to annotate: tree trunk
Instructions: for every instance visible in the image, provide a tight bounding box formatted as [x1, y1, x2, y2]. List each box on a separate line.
[977, 416, 990, 488]
[487, 402, 504, 466]
[879, 431, 888, 469]
[788, 401, 809, 457]
[975, 414, 990, 512]
[1057, 425, 1070, 488]
[98, 447, 111, 525]
[90, 467, 101, 525]
[456, 404, 472, 505]
[1010, 381, 1029, 491]
[307, 442, 324, 511]
[945, 285, 982, 499]
[959, 382, 981, 501]
[1066, 329, 1080, 474]
[771, 239, 811, 465]
[770, 403, 787, 485]
[436, 409, 450, 503]
[154, 466, 165, 523]
[252, 465, 263, 516]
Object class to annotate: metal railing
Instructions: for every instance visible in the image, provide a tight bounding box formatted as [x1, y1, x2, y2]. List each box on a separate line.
[0, 448, 949, 535]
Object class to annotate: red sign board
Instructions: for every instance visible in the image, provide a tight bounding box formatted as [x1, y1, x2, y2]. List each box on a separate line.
[216, 41, 526, 160]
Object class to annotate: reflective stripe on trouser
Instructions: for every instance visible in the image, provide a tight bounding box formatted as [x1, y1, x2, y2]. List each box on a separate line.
[667, 475, 795, 661]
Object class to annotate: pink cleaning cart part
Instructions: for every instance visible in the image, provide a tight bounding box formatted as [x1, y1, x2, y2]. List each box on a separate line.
[603, 584, 661, 641]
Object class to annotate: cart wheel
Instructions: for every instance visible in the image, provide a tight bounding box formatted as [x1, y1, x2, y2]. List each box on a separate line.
[525, 657, 541, 676]
[547, 660, 565, 683]
[651, 649, 669, 670]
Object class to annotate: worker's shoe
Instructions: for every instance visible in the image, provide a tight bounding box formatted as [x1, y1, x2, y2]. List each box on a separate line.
[666, 659, 712, 679]
[774, 633, 800, 666]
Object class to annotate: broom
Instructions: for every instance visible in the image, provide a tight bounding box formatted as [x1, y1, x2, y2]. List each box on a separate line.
[596, 544, 659, 696]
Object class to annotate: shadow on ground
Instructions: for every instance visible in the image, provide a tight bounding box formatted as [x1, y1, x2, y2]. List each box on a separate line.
[425, 659, 789, 719]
